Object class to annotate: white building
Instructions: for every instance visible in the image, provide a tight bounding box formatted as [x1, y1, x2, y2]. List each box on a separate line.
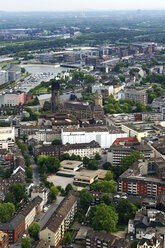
[92, 83, 113, 95]
[31, 187, 49, 206]
[0, 126, 15, 149]
[61, 127, 127, 149]
[0, 70, 8, 85]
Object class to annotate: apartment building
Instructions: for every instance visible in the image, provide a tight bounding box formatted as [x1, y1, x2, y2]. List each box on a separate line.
[39, 192, 79, 247]
[4, 92, 26, 106]
[35, 140, 101, 159]
[19, 196, 43, 229]
[86, 230, 129, 248]
[31, 187, 49, 206]
[107, 137, 153, 165]
[0, 231, 9, 248]
[118, 159, 165, 197]
[0, 214, 25, 243]
[124, 86, 148, 105]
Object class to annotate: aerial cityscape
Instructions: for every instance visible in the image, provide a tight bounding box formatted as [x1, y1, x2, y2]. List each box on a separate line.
[1, 2, 165, 248]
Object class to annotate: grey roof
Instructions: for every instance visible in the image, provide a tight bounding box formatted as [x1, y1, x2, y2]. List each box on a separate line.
[0, 213, 24, 231]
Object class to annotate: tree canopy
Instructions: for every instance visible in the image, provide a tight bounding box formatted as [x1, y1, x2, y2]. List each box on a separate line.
[92, 203, 118, 233]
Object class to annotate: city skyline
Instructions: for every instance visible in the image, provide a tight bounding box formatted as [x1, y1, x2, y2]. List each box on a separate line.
[0, 0, 165, 12]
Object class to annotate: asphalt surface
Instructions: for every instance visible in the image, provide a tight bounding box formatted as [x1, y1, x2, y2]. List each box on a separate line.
[31, 157, 40, 186]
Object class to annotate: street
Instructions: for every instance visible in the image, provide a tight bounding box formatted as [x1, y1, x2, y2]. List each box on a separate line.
[31, 157, 40, 186]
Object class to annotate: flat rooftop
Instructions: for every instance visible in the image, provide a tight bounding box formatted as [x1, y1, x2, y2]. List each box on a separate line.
[60, 160, 83, 169]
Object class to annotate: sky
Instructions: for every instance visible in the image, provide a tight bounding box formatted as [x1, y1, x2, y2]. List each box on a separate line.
[0, 0, 165, 12]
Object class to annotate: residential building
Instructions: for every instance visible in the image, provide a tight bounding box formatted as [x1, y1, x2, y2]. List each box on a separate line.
[107, 137, 153, 165]
[124, 86, 148, 105]
[19, 196, 43, 229]
[0, 231, 9, 248]
[118, 159, 165, 197]
[31, 187, 49, 206]
[0, 70, 8, 85]
[38, 113, 80, 131]
[86, 230, 129, 248]
[39, 191, 79, 247]
[0, 214, 25, 243]
[61, 126, 127, 149]
[4, 92, 26, 106]
[35, 141, 101, 159]
[137, 232, 163, 248]
[0, 126, 15, 150]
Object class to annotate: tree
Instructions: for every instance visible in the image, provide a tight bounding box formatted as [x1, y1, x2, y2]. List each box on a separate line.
[49, 186, 59, 202]
[80, 189, 93, 211]
[5, 183, 27, 204]
[120, 150, 142, 172]
[64, 231, 72, 244]
[84, 75, 96, 84]
[90, 180, 116, 193]
[22, 134, 27, 143]
[117, 199, 137, 225]
[92, 203, 118, 233]
[83, 156, 90, 165]
[65, 184, 73, 195]
[95, 153, 101, 161]
[26, 167, 33, 180]
[104, 171, 113, 181]
[101, 194, 112, 205]
[21, 67, 26, 74]
[103, 162, 112, 170]
[131, 241, 138, 248]
[21, 237, 31, 248]
[88, 159, 98, 170]
[51, 139, 62, 146]
[28, 222, 40, 241]
[0, 203, 15, 223]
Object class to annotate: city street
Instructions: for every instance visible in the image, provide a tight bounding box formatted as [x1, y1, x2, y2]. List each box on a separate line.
[31, 157, 40, 186]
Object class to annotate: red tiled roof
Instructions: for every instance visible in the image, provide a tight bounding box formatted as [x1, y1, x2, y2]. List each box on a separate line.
[113, 137, 139, 146]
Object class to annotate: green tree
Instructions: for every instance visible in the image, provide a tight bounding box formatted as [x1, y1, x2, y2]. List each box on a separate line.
[28, 222, 40, 241]
[65, 184, 73, 195]
[90, 180, 116, 193]
[51, 139, 62, 146]
[101, 194, 112, 205]
[80, 189, 93, 211]
[83, 156, 90, 165]
[64, 231, 72, 244]
[0, 203, 15, 223]
[120, 150, 142, 172]
[92, 203, 118, 233]
[104, 171, 113, 181]
[103, 162, 112, 170]
[95, 153, 101, 161]
[5, 183, 27, 204]
[84, 75, 96, 84]
[88, 159, 98, 170]
[49, 186, 59, 202]
[117, 199, 137, 225]
[21, 237, 31, 248]
[21, 67, 26, 73]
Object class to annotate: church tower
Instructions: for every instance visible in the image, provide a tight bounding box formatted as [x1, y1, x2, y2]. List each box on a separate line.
[95, 90, 103, 107]
[51, 80, 60, 113]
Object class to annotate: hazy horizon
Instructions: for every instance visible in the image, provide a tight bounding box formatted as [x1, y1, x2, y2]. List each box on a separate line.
[0, 0, 165, 12]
